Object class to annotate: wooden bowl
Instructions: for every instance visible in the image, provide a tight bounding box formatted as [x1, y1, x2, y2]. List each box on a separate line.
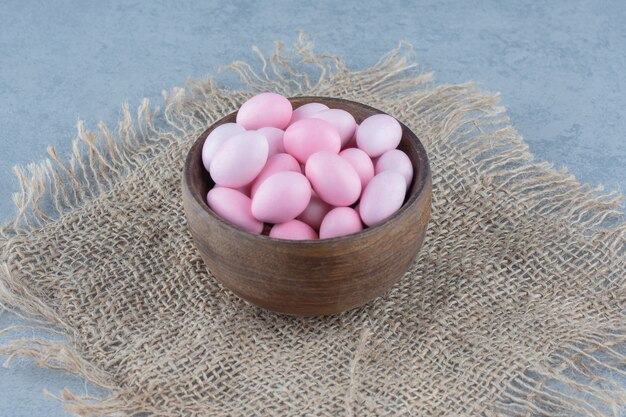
[182, 97, 432, 316]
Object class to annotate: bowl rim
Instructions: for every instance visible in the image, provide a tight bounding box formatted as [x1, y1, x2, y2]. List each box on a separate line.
[183, 96, 431, 246]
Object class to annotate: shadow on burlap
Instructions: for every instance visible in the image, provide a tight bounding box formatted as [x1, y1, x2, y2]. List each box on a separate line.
[1, 34, 625, 416]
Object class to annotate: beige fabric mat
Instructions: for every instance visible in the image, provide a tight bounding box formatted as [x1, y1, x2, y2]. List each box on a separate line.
[1, 36, 625, 416]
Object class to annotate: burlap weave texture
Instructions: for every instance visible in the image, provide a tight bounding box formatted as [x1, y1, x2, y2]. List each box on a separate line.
[1, 37, 625, 416]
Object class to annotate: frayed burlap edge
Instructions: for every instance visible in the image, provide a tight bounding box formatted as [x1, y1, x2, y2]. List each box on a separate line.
[0, 33, 624, 416]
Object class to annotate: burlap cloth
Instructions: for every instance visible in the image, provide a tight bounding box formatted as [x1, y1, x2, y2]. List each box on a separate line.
[1, 36, 625, 416]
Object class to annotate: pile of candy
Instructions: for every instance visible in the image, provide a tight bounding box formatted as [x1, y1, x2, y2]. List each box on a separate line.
[203, 92, 413, 240]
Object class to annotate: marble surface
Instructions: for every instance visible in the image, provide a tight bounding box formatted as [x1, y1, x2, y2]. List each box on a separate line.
[1, 0, 624, 415]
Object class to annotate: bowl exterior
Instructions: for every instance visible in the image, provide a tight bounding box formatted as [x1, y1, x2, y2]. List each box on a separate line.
[182, 97, 432, 316]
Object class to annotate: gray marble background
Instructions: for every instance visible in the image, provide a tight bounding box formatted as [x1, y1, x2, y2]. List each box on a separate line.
[1, 0, 624, 415]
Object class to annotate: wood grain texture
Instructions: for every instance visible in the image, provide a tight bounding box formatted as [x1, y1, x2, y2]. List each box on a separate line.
[182, 97, 432, 316]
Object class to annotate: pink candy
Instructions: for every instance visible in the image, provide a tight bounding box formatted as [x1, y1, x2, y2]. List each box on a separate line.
[359, 171, 406, 227]
[207, 187, 263, 234]
[319, 207, 363, 239]
[210, 131, 268, 188]
[270, 220, 318, 240]
[356, 114, 402, 157]
[297, 192, 332, 231]
[251, 171, 311, 224]
[236, 92, 292, 130]
[201, 93, 414, 239]
[202, 123, 246, 172]
[375, 149, 413, 189]
[306, 151, 361, 207]
[257, 127, 285, 158]
[250, 153, 300, 197]
[283, 118, 341, 164]
[339, 148, 374, 190]
[289, 102, 329, 124]
[311, 109, 357, 147]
